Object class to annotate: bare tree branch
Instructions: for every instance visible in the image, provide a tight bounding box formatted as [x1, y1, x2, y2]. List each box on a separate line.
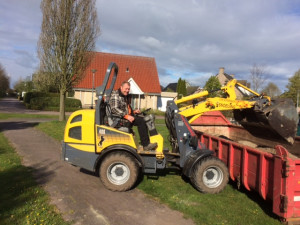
[38, 0, 100, 120]
[261, 82, 281, 98]
[249, 63, 268, 92]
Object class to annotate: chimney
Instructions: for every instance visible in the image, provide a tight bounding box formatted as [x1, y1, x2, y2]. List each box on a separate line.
[219, 67, 225, 75]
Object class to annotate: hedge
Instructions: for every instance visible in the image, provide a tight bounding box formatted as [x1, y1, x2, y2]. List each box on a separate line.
[29, 97, 82, 111]
[24, 92, 59, 104]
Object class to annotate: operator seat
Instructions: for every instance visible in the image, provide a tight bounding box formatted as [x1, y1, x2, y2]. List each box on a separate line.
[105, 103, 133, 133]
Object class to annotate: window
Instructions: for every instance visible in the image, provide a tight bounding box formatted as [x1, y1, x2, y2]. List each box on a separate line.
[70, 115, 82, 123]
[69, 126, 82, 140]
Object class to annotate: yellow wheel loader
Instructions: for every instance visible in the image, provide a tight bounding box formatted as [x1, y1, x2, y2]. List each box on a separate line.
[62, 62, 298, 193]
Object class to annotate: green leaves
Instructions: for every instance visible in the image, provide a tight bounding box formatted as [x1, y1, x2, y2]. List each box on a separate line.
[283, 69, 300, 104]
[176, 78, 187, 99]
[204, 76, 222, 97]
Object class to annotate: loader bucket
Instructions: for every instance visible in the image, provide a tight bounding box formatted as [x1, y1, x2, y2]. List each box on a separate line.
[233, 98, 298, 145]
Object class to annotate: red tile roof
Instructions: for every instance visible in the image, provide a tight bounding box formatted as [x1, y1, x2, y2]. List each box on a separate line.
[74, 52, 161, 94]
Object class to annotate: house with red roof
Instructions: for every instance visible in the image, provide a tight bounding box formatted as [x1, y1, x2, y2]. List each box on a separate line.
[73, 52, 162, 109]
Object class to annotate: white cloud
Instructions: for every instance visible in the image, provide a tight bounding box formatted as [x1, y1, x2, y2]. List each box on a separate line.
[139, 36, 163, 49]
[1, 0, 300, 91]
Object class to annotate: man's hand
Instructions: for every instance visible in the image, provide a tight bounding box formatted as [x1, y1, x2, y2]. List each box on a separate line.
[126, 115, 135, 123]
[133, 109, 141, 114]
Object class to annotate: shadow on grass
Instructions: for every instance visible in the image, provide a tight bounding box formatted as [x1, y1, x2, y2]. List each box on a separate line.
[139, 165, 281, 222]
[0, 165, 43, 223]
[136, 166, 182, 189]
[228, 180, 281, 221]
[0, 160, 61, 223]
[144, 166, 181, 179]
[0, 128, 62, 223]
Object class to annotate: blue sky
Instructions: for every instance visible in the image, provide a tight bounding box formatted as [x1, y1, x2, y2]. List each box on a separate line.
[1, 0, 300, 92]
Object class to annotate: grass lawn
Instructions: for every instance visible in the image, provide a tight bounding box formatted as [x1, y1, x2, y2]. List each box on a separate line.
[0, 132, 69, 225]
[36, 119, 281, 225]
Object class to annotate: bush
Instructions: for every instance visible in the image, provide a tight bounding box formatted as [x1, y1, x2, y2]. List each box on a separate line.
[146, 109, 165, 116]
[29, 97, 82, 111]
[24, 92, 43, 104]
[65, 98, 82, 108]
[24, 92, 59, 105]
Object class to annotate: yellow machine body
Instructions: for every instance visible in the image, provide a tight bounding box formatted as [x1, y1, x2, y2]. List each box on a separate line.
[95, 125, 137, 153]
[64, 109, 96, 152]
[64, 108, 164, 158]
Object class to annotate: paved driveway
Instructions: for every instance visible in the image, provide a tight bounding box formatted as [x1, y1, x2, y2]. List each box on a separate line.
[0, 98, 194, 225]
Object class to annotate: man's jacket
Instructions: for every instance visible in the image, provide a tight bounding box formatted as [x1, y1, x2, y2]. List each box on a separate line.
[108, 89, 132, 127]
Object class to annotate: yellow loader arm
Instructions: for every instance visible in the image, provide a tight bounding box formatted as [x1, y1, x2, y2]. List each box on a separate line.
[175, 79, 270, 123]
[174, 79, 298, 145]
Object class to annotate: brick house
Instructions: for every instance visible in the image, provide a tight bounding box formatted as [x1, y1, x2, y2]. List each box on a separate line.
[163, 83, 177, 92]
[216, 67, 251, 99]
[73, 52, 161, 109]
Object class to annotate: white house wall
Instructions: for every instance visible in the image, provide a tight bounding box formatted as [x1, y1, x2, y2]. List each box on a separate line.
[140, 95, 158, 110]
[74, 90, 158, 110]
[158, 96, 173, 111]
[74, 90, 97, 108]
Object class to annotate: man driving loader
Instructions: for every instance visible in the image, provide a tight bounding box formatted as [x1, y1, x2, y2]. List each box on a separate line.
[109, 81, 157, 151]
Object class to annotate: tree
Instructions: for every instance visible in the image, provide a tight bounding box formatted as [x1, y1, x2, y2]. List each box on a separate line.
[14, 78, 26, 94]
[176, 78, 182, 99]
[38, 0, 100, 121]
[186, 86, 199, 95]
[283, 69, 300, 104]
[249, 63, 267, 92]
[0, 63, 9, 97]
[204, 76, 221, 97]
[14, 78, 34, 95]
[181, 79, 187, 97]
[261, 82, 281, 98]
[176, 78, 187, 99]
[32, 71, 59, 92]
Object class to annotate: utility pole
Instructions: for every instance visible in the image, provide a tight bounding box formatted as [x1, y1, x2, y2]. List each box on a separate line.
[91, 69, 97, 109]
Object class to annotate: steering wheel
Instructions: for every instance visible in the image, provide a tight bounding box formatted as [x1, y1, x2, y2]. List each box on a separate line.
[140, 108, 151, 115]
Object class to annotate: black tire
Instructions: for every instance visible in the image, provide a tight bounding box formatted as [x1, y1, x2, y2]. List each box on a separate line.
[190, 156, 229, 194]
[99, 152, 139, 191]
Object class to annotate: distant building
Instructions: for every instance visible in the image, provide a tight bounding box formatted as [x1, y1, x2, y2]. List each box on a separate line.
[163, 81, 191, 93]
[216, 67, 251, 99]
[163, 83, 177, 92]
[157, 92, 178, 112]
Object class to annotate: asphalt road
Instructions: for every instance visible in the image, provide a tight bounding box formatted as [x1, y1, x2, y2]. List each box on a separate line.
[0, 98, 194, 225]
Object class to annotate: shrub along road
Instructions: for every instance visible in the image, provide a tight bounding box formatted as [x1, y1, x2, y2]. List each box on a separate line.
[0, 98, 193, 225]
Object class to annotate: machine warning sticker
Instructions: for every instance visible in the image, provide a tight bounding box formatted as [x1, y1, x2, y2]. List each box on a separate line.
[99, 128, 105, 135]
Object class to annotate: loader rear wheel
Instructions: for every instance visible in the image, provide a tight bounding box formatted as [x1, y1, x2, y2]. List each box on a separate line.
[191, 156, 229, 194]
[99, 152, 139, 191]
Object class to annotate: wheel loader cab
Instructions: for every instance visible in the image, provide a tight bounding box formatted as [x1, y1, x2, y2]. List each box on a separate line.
[63, 109, 96, 147]
[94, 97, 137, 152]
[102, 100, 133, 134]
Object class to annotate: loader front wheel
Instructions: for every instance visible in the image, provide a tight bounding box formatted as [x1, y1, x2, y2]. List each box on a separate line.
[99, 152, 139, 191]
[191, 156, 229, 194]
